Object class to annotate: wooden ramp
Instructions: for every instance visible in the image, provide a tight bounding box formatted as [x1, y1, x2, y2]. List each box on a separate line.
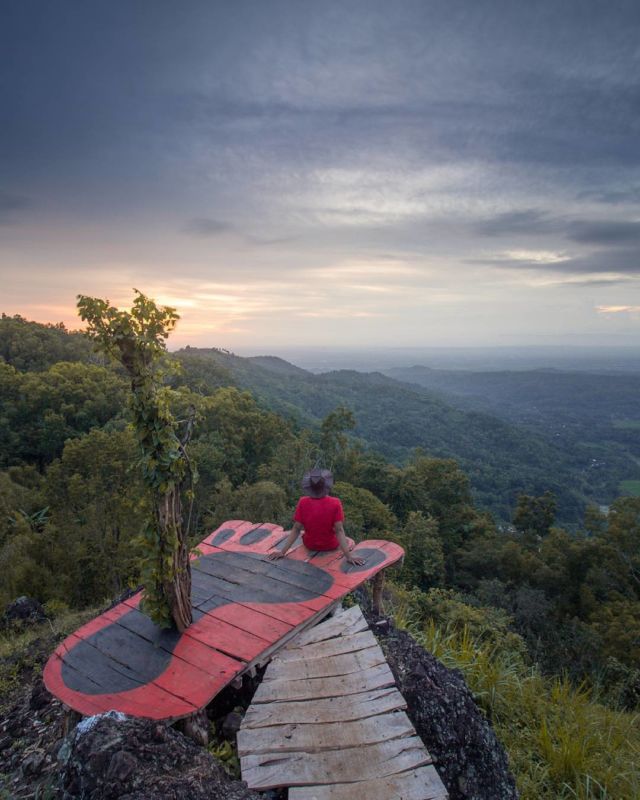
[43, 521, 403, 721]
[238, 605, 448, 800]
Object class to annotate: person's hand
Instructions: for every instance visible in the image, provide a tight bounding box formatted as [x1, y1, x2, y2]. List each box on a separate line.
[267, 550, 285, 561]
[344, 552, 365, 566]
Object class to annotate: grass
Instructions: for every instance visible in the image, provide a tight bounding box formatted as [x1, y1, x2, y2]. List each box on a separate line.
[0, 606, 101, 703]
[619, 480, 640, 497]
[387, 588, 640, 800]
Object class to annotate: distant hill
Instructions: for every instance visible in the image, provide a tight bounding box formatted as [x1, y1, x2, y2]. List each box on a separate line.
[384, 365, 640, 427]
[174, 347, 617, 523]
[2, 309, 630, 524]
[246, 355, 309, 377]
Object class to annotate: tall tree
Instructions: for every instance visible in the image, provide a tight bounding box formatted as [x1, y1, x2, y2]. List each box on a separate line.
[77, 290, 194, 630]
[513, 491, 557, 542]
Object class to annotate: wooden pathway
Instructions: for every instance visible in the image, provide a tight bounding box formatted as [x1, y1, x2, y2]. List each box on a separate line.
[44, 521, 403, 721]
[238, 605, 448, 800]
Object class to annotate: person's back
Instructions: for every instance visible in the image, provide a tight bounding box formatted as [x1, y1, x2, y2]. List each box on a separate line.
[294, 494, 343, 550]
[267, 468, 363, 565]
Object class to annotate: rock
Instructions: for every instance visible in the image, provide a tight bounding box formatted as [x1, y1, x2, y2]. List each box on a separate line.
[357, 593, 519, 800]
[59, 712, 260, 799]
[29, 679, 51, 711]
[106, 750, 137, 783]
[21, 749, 46, 776]
[221, 711, 243, 739]
[2, 596, 47, 628]
[372, 617, 391, 634]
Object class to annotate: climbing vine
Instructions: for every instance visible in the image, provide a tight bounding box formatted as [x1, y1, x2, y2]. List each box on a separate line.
[77, 290, 194, 630]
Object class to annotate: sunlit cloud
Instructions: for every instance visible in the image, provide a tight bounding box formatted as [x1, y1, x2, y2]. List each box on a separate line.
[496, 250, 572, 264]
[595, 305, 640, 314]
[297, 310, 382, 319]
[523, 272, 632, 288]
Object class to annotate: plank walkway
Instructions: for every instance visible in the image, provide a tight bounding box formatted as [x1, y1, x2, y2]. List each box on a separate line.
[43, 521, 403, 721]
[238, 605, 448, 800]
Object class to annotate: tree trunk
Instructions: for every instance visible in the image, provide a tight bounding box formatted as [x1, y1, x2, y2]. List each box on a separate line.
[157, 487, 192, 632]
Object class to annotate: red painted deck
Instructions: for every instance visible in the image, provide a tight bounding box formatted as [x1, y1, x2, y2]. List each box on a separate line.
[44, 521, 404, 721]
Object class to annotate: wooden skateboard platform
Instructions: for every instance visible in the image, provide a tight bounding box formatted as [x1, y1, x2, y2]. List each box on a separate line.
[239, 605, 448, 799]
[43, 521, 404, 721]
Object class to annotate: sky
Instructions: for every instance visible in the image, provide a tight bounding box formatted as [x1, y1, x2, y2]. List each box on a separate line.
[1, 0, 640, 350]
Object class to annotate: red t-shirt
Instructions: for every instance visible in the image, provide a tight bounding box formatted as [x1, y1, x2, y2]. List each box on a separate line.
[294, 495, 344, 551]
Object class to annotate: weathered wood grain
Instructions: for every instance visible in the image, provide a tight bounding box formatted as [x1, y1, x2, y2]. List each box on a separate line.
[242, 686, 407, 728]
[239, 603, 447, 798]
[288, 765, 448, 800]
[270, 631, 379, 664]
[287, 605, 368, 647]
[237, 711, 415, 755]
[240, 736, 432, 790]
[263, 646, 386, 681]
[252, 662, 395, 703]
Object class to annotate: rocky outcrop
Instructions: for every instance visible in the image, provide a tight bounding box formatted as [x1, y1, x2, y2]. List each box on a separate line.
[58, 712, 260, 800]
[1, 593, 518, 800]
[359, 595, 519, 800]
[1, 596, 47, 629]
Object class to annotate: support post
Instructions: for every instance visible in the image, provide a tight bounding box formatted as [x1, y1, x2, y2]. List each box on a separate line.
[372, 570, 386, 616]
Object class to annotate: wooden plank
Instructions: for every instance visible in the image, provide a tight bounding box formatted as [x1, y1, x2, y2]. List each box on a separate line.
[243, 687, 406, 728]
[264, 646, 386, 682]
[241, 736, 432, 790]
[288, 605, 368, 647]
[203, 520, 259, 547]
[44, 521, 404, 722]
[52, 641, 200, 719]
[205, 602, 293, 642]
[61, 629, 241, 715]
[100, 606, 247, 673]
[252, 662, 395, 703]
[183, 613, 271, 662]
[237, 711, 415, 756]
[196, 543, 339, 598]
[190, 557, 330, 626]
[289, 765, 448, 800]
[273, 631, 379, 663]
[242, 600, 340, 673]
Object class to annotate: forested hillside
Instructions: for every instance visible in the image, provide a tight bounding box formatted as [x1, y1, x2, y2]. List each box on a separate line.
[386, 364, 640, 506]
[1, 313, 640, 799]
[175, 347, 620, 523]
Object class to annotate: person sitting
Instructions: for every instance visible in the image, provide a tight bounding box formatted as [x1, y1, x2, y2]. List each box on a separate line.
[267, 468, 364, 565]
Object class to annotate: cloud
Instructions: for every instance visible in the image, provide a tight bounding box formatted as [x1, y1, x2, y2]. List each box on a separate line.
[568, 220, 640, 246]
[498, 250, 570, 264]
[474, 247, 640, 275]
[577, 187, 640, 205]
[183, 218, 232, 237]
[596, 305, 640, 314]
[475, 209, 558, 237]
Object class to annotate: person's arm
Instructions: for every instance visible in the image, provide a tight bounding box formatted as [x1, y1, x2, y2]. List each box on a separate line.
[335, 521, 364, 565]
[267, 521, 302, 560]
